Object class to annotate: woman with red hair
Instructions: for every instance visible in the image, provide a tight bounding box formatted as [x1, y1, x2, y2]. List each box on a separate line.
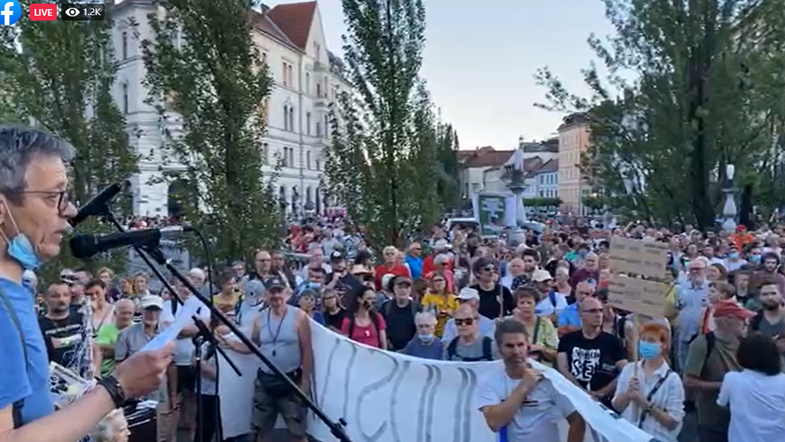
[612, 321, 685, 442]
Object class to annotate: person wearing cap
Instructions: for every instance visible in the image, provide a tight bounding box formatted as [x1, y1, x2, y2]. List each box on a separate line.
[675, 258, 710, 372]
[374, 246, 411, 290]
[683, 299, 752, 442]
[531, 269, 568, 322]
[325, 250, 364, 301]
[349, 263, 375, 289]
[115, 295, 173, 442]
[225, 276, 313, 442]
[442, 287, 496, 344]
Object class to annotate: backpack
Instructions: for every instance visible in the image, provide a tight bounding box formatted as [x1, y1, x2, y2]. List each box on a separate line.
[383, 300, 420, 318]
[0, 287, 27, 428]
[447, 336, 493, 362]
[547, 288, 557, 307]
[347, 312, 383, 348]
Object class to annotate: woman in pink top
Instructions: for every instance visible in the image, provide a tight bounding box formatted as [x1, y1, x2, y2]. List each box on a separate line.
[340, 287, 388, 349]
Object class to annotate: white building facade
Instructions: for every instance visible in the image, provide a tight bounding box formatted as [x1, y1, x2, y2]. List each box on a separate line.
[111, 0, 349, 216]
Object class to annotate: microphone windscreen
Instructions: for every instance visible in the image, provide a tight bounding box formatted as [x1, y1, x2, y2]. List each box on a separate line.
[69, 235, 98, 260]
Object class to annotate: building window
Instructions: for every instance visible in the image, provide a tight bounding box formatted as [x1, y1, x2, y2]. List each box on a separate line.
[306, 150, 311, 169]
[315, 42, 321, 62]
[324, 115, 330, 138]
[315, 159, 321, 171]
[305, 73, 310, 94]
[121, 31, 128, 59]
[289, 147, 295, 167]
[283, 105, 289, 130]
[306, 112, 311, 135]
[316, 82, 321, 98]
[122, 83, 129, 114]
[288, 107, 295, 132]
[281, 147, 289, 167]
[315, 122, 321, 138]
[262, 142, 269, 164]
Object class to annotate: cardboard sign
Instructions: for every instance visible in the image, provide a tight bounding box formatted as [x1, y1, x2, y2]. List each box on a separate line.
[609, 236, 669, 279]
[607, 275, 669, 317]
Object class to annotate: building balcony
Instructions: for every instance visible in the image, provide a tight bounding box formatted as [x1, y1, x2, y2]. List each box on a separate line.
[313, 95, 328, 108]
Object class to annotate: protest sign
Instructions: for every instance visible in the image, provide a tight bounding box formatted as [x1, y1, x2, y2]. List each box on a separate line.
[607, 275, 669, 318]
[609, 236, 669, 279]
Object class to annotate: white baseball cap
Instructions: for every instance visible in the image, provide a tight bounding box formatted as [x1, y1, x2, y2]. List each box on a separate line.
[457, 287, 479, 301]
[140, 295, 164, 310]
[532, 269, 553, 283]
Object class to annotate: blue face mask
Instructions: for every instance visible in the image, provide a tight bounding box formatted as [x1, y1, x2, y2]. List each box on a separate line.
[638, 341, 661, 360]
[729, 252, 739, 260]
[749, 255, 761, 263]
[579, 250, 588, 258]
[1, 206, 43, 271]
[418, 333, 434, 342]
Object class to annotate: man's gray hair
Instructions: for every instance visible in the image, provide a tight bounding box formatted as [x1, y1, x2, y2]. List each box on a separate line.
[414, 310, 437, 325]
[0, 125, 75, 200]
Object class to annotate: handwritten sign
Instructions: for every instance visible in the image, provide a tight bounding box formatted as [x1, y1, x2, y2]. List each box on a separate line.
[609, 236, 668, 279]
[608, 275, 669, 317]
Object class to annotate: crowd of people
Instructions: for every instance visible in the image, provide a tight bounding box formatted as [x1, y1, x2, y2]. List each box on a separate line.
[24, 219, 785, 442]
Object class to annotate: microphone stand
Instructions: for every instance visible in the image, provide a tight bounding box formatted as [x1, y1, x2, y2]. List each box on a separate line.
[192, 333, 205, 442]
[97, 207, 352, 442]
[98, 210, 243, 379]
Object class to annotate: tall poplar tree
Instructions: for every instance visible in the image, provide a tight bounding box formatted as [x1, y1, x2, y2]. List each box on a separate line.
[142, 0, 280, 264]
[324, 0, 442, 248]
[0, 1, 139, 280]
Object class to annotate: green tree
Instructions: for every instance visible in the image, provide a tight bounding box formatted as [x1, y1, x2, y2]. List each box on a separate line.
[142, 0, 280, 266]
[434, 122, 461, 211]
[325, 0, 448, 248]
[536, 0, 782, 230]
[0, 1, 139, 282]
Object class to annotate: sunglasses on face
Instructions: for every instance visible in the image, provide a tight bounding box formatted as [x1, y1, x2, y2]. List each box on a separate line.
[455, 317, 476, 326]
[483, 266, 495, 273]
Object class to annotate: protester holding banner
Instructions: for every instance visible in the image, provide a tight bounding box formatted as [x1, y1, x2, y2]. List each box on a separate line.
[476, 319, 586, 442]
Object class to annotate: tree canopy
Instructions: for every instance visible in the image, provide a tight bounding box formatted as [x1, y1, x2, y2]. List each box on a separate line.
[536, 0, 785, 229]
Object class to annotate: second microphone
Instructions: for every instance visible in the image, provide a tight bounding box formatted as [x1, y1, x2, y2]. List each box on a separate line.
[70, 226, 193, 260]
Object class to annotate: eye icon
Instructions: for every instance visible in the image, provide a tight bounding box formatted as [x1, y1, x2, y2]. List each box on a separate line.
[64, 7, 79, 17]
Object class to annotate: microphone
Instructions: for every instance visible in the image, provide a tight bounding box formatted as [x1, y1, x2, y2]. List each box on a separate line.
[69, 182, 128, 227]
[69, 226, 193, 259]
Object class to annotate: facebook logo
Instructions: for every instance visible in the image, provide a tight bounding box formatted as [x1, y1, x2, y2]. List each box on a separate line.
[0, 0, 21, 26]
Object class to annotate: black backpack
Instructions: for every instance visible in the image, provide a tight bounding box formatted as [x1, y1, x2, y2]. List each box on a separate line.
[447, 336, 493, 361]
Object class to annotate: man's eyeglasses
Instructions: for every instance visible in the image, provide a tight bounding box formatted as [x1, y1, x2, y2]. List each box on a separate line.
[483, 266, 496, 273]
[582, 308, 602, 314]
[455, 317, 476, 326]
[14, 188, 72, 214]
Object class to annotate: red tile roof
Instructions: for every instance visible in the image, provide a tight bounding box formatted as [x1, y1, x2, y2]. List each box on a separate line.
[525, 158, 559, 178]
[458, 147, 515, 168]
[267, 1, 317, 50]
[249, 9, 299, 50]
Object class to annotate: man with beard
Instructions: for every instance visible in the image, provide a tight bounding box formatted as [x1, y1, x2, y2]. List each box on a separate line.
[38, 282, 88, 370]
[477, 319, 585, 442]
[325, 251, 364, 301]
[753, 252, 785, 296]
[749, 276, 785, 341]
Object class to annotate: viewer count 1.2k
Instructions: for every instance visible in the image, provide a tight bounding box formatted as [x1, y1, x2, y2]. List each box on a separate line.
[29, 3, 105, 21]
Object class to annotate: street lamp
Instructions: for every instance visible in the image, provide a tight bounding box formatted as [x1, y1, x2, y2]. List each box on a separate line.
[721, 164, 738, 232]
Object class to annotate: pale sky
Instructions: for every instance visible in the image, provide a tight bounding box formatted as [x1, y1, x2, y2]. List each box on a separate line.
[267, 0, 615, 151]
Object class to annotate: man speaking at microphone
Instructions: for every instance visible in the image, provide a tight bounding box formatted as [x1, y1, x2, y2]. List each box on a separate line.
[0, 125, 173, 442]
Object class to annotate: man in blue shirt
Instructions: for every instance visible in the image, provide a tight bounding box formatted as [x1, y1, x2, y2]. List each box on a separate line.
[0, 125, 173, 442]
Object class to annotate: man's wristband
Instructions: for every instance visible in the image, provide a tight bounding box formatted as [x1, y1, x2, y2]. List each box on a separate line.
[97, 375, 126, 408]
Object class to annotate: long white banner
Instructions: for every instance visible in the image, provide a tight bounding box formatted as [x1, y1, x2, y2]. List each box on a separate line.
[218, 319, 659, 442]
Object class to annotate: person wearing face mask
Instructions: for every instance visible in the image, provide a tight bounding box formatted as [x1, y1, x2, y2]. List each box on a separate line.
[0, 125, 172, 442]
[400, 311, 443, 360]
[723, 246, 747, 273]
[612, 322, 685, 442]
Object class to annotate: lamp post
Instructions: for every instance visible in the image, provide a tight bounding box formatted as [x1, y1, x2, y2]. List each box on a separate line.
[721, 164, 738, 232]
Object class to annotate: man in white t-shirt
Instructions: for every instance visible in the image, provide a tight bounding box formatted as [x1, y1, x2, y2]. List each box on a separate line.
[476, 319, 585, 442]
[159, 275, 211, 440]
[531, 269, 568, 321]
